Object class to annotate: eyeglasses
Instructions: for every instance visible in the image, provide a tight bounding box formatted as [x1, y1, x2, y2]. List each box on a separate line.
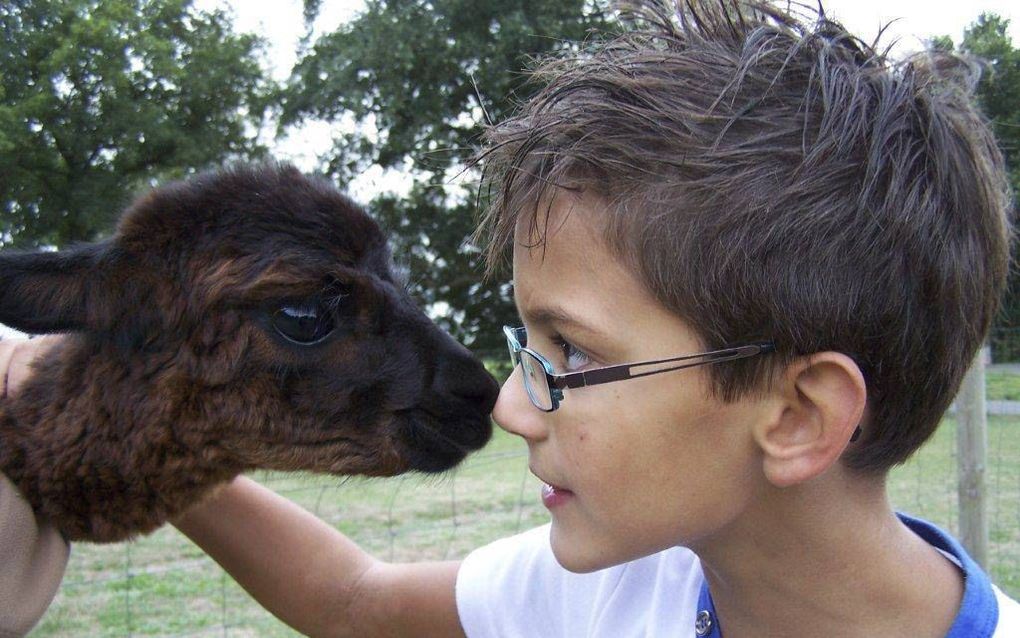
[503, 325, 774, 412]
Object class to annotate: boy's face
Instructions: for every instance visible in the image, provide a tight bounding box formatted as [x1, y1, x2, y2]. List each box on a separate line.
[493, 191, 767, 572]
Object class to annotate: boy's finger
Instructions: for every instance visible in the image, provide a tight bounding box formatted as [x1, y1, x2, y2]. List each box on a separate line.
[0, 337, 24, 399]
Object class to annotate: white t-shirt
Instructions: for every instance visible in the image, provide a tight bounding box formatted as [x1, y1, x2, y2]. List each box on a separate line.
[456, 515, 1020, 637]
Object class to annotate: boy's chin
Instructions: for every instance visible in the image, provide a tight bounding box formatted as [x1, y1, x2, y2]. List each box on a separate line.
[549, 522, 627, 574]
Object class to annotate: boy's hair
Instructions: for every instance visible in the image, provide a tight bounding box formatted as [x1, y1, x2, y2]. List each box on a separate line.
[476, 0, 1013, 472]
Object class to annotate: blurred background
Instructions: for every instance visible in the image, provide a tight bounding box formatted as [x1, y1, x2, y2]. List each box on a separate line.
[1, 0, 1018, 635]
[3, 0, 1019, 355]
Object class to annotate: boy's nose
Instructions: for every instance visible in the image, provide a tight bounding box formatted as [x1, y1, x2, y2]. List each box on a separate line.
[492, 366, 549, 442]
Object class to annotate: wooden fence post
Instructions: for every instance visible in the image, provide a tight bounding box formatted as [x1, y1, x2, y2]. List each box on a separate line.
[956, 345, 989, 567]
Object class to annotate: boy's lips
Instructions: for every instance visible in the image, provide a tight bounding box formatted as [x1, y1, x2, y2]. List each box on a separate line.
[541, 483, 574, 509]
[532, 467, 575, 508]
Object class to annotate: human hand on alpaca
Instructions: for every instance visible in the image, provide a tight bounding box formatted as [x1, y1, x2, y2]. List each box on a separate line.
[0, 336, 61, 399]
[0, 163, 498, 543]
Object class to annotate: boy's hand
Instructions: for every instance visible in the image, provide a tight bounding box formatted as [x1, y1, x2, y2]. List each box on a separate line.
[0, 336, 61, 398]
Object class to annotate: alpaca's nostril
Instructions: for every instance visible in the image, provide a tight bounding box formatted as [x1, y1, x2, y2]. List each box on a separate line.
[459, 367, 499, 413]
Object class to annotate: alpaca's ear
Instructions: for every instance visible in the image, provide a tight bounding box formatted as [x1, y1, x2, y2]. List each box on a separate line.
[0, 242, 113, 333]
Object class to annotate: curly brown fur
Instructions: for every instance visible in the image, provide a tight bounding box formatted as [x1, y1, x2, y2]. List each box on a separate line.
[0, 163, 497, 542]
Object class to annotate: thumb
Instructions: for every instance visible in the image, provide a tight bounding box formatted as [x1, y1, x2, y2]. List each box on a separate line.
[0, 336, 62, 398]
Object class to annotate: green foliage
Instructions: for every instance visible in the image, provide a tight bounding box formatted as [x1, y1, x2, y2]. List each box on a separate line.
[0, 0, 275, 247]
[960, 14, 1019, 208]
[286, 4, 1019, 351]
[285, 0, 612, 352]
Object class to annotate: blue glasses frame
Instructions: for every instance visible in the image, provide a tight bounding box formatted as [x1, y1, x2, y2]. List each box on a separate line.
[503, 325, 774, 412]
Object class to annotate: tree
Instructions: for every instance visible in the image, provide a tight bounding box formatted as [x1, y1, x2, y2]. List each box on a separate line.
[284, 0, 612, 354]
[939, 15, 1020, 336]
[0, 0, 274, 247]
[960, 15, 1019, 196]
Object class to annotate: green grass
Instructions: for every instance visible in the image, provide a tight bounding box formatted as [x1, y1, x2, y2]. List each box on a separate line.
[32, 427, 547, 637]
[887, 415, 1020, 598]
[31, 417, 1020, 636]
[986, 370, 1020, 401]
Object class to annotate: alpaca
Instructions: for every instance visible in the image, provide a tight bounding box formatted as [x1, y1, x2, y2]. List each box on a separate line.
[0, 163, 498, 542]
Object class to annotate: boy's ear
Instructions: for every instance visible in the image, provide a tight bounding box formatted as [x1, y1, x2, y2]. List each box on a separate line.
[0, 241, 114, 333]
[754, 352, 867, 488]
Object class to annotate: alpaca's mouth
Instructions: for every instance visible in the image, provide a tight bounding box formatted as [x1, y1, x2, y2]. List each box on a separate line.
[255, 406, 491, 476]
[395, 409, 492, 474]
[288, 433, 363, 448]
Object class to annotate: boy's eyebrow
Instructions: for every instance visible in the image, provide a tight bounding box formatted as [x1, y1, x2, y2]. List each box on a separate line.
[520, 305, 607, 339]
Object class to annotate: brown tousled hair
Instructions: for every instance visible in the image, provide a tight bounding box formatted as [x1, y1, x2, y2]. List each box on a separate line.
[475, 0, 1013, 472]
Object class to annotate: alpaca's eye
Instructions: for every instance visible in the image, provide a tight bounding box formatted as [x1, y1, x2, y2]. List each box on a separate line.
[271, 300, 335, 345]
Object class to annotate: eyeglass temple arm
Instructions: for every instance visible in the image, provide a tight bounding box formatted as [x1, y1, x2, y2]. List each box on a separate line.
[551, 342, 774, 390]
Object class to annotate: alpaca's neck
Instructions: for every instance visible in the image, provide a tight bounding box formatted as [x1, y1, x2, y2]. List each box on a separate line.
[0, 339, 244, 542]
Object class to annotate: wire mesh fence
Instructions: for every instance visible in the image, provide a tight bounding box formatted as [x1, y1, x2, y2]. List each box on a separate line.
[27, 339, 1020, 636]
[33, 429, 548, 637]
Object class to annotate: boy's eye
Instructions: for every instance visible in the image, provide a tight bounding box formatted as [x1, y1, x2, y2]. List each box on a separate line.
[552, 335, 591, 372]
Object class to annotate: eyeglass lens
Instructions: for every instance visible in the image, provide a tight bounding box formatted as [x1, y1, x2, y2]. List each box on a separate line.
[520, 349, 553, 410]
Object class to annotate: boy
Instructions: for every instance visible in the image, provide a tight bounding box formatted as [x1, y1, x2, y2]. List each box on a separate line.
[6, 0, 1020, 635]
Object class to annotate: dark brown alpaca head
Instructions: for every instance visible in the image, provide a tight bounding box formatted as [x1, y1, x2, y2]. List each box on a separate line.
[0, 163, 497, 540]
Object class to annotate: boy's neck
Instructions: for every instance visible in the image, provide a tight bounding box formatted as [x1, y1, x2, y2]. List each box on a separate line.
[694, 473, 965, 638]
